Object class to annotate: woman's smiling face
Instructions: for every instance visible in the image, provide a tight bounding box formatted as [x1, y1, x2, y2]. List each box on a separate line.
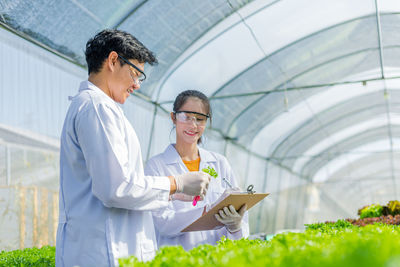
[173, 97, 207, 145]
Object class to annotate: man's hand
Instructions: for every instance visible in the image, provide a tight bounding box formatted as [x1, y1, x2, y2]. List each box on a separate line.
[174, 172, 211, 197]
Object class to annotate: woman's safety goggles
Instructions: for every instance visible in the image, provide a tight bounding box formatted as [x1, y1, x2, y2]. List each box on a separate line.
[174, 111, 209, 126]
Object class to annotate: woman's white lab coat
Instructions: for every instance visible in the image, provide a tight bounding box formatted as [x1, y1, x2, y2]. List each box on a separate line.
[56, 81, 171, 267]
[144, 144, 249, 251]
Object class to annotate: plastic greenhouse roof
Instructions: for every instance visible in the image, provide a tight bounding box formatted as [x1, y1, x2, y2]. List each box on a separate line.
[1, 0, 400, 187]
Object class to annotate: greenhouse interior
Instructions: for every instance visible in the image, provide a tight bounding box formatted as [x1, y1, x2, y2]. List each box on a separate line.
[1, 0, 400, 265]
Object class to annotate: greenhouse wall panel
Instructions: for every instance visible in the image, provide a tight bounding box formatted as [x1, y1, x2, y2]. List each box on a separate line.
[0, 27, 86, 139]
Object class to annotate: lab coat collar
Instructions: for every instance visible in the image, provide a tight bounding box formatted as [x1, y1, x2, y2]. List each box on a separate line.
[68, 81, 107, 100]
[79, 80, 109, 98]
[162, 145, 180, 165]
[162, 144, 217, 165]
[198, 146, 217, 164]
[75, 80, 121, 109]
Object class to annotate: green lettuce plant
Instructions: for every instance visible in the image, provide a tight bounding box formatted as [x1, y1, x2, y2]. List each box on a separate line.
[0, 246, 55, 267]
[387, 200, 400, 215]
[359, 204, 383, 219]
[202, 166, 218, 178]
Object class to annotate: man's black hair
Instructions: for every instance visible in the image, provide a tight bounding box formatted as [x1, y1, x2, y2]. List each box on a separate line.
[85, 29, 157, 74]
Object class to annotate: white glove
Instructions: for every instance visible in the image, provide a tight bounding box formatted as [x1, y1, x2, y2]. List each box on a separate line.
[174, 171, 211, 197]
[215, 204, 247, 233]
[170, 193, 204, 202]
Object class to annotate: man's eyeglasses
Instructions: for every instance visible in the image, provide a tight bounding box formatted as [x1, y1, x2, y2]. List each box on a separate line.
[118, 54, 146, 85]
[174, 111, 209, 126]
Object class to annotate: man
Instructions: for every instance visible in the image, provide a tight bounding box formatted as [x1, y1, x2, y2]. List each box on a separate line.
[56, 29, 210, 267]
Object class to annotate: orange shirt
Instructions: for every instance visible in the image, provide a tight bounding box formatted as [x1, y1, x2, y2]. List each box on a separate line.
[182, 157, 200, 172]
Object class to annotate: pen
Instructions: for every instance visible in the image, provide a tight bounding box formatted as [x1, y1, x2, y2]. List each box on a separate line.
[222, 177, 233, 189]
[192, 195, 200, 206]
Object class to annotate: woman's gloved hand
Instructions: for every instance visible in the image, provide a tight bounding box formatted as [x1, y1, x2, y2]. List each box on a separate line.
[215, 204, 247, 233]
[174, 172, 211, 197]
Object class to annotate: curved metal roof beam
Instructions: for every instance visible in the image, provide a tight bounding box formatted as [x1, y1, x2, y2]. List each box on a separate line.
[303, 128, 396, 177]
[266, 106, 395, 181]
[264, 88, 399, 181]
[152, 0, 280, 102]
[311, 153, 399, 200]
[270, 89, 400, 160]
[222, 80, 400, 188]
[374, 0, 385, 79]
[325, 152, 400, 183]
[220, 14, 400, 155]
[224, 46, 385, 140]
[269, 106, 400, 196]
[211, 13, 381, 98]
[234, 85, 400, 192]
[220, 13, 400, 143]
[155, 3, 381, 104]
[271, 103, 394, 161]
[303, 127, 400, 180]
[292, 112, 400, 173]
[70, 0, 103, 25]
[108, 1, 148, 29]
[249, 74, 400, 158]
[322, 158, 399, 202]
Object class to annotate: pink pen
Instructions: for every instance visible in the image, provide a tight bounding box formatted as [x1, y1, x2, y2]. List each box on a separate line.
[192, 195, 201, 206]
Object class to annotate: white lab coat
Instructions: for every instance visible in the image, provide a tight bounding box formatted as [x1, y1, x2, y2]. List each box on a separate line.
[144, 144, 249, 251]
[56, 81, 171, 267]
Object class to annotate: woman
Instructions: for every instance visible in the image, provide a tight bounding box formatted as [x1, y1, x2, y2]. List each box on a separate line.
[145, 90, 249, 251]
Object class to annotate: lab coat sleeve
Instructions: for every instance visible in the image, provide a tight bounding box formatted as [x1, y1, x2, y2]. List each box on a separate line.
[143, 158, 161, 177]
[152, 206, 204, 237]
[76, 103, 170, 211]
[145, 159, 205, 237]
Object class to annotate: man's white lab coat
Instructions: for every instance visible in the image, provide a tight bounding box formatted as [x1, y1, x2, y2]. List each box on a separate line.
[56, 81, 170, 267]
[145, 144, 249, 251]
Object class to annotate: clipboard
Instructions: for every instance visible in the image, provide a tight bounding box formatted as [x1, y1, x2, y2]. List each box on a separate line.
[181, 192, 269, 232]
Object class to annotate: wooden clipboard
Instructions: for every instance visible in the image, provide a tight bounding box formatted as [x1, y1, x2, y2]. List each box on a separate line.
[181, 192, 269, 232]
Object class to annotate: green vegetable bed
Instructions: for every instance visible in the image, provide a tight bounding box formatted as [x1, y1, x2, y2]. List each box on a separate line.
[3, 222, 400, 266]
[0, 246, 54, 267]
[120, 221, 400, 267]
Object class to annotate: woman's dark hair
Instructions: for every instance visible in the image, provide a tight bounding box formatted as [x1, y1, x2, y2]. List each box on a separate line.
[173, 90, 212, 144]
[85, 29, 157, 74]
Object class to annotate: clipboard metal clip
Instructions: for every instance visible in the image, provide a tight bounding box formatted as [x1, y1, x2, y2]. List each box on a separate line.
[247, 184, 256, 194]
[222, 177, 255, 194]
